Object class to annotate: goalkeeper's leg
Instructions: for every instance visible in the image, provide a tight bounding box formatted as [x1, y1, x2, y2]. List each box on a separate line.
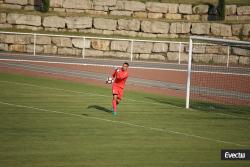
[112, 88, 123, 115]
[112, 95, 118, 113]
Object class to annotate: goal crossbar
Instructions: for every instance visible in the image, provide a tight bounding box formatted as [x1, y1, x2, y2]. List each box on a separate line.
[190, 36, 250, 47]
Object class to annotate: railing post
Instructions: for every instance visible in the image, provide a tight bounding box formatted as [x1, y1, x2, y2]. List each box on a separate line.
[33, 33, 36, 56]
[226, 45, 230, 68]
[130, 40, 133, 61]
[82, 37, 85, 59]
[178, 42, 182, 64]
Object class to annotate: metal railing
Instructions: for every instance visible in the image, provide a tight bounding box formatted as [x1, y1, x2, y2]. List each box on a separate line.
[0, 31, 237, 66]
[0, 31, 192, 64]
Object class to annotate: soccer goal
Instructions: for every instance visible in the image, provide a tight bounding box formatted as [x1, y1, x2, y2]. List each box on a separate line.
[186, 36, 250, 109]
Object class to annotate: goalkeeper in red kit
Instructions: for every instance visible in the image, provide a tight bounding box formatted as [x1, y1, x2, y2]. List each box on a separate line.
[111, 62, 129, 116]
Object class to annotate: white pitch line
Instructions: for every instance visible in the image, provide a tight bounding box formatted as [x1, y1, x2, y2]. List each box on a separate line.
[0, 100, 247, 147]
[0, 58, 186, 72]
[0, 80, 166, 106]
[1, 58, 250, 76]
[3, 52, 250, 71]
[192, 70, 250, 77]
[1, 61, 182, 89]
[0, 52, 184, 66]
[1, 80, 250, 121]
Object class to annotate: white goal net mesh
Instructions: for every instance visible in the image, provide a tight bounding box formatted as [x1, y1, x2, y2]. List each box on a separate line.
[186, 36, 250, 109]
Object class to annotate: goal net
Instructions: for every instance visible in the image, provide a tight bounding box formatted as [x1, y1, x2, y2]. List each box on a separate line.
[186, 36, 250, 109]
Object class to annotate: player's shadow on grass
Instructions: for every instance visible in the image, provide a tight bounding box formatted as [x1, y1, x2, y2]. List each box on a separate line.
[87, 105, 112, 113]
[146, 97, 250, 116]
[146, 97, 184, 108]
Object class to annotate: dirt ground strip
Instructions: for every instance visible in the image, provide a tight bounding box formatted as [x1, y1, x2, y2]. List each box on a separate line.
[10, 60, 188, 84]
[0, 61, 186, 99]
[0, 59, 249, 106]
[192, 72, 250, 93]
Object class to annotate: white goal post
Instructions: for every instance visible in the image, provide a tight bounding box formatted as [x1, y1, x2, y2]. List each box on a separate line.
[186, 36, 250, 109]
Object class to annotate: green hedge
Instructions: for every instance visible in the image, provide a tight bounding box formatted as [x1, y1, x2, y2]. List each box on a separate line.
[41, 0, 50, 13]
[217, 0, 225, 20]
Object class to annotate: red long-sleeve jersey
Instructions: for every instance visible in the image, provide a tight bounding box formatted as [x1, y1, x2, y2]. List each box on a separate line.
[112, 68, 128, 89]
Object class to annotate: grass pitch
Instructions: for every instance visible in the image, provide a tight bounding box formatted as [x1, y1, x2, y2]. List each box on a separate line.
[0, 72, 249, 167]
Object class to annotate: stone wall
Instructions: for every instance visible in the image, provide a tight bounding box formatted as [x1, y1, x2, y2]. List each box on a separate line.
[0, 33, 249, 65]
[0, 12, 250, 40]
[0, 0, 249, 21]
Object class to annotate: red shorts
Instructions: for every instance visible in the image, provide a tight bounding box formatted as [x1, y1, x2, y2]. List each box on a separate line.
[112, 86, 124, 100]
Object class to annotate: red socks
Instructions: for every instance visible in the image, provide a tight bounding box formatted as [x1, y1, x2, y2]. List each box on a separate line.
[112, 99, 117, 112]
